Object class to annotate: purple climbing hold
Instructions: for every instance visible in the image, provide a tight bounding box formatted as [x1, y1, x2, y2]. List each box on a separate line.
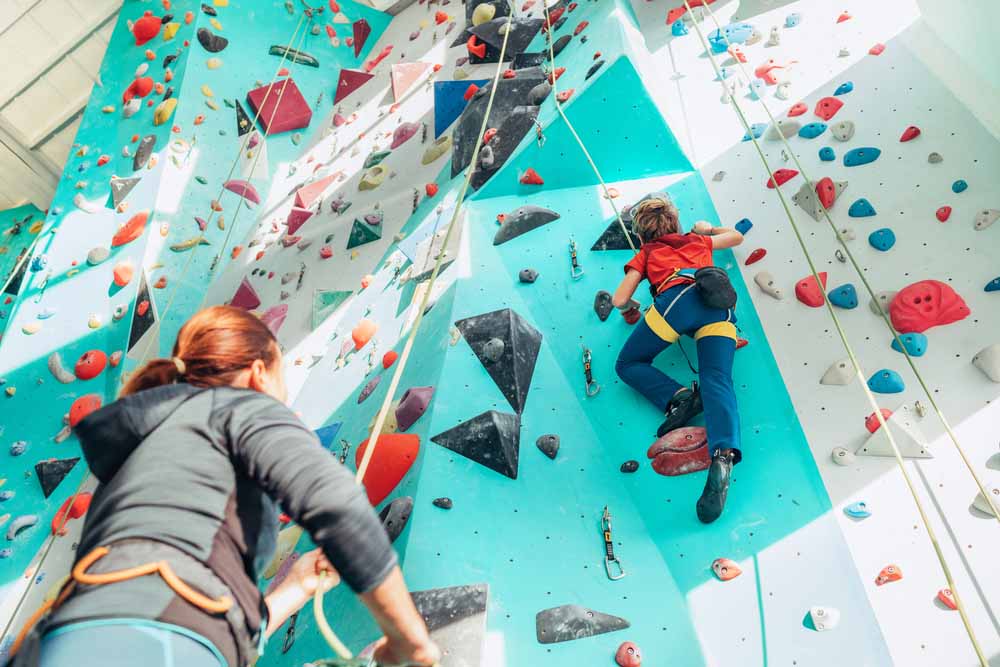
[358, 374, 382, 403]
[395, 386, 435, 431]
[391, 122, 421, 149]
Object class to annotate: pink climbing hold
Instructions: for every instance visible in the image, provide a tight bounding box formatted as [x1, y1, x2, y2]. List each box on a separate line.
[246, 78, 312, 135]
[390, 62, 431, 102]
[615, 641, 642, 667]
[815, 177, 837, 209]
[788, 102, 808, 117]
[647, 426, 710, 476]
[391, 122, 420, 149]
[899, 125, 921, 142]
[814, 96, 844, 121]
[712, 557, 742, 581]
[395, 386, 435, 431]
[890, 280, 970, 333]
[294, 174, 337, 209]
[865, 408, 893, 434]
[754, 59, 794, 85]
[935, 206, 951, 223]
[795, 272, 828, 308]
[261, 304, 288, 336]
[286, 207, 314, 235]
[231, 277, 262, 310]
[766, 169, 798, 188]
[869, 43, 886, 56]
[223, 180, 261, 205]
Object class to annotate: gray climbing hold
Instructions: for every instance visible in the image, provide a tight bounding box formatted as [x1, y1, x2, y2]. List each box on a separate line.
[831, 120, 855, 141]
[432, 497, 453, 510]
[713, 171, 726, 181]
[972, 487, 999, 517]
[197, 27, 229, 52]
[927, 152, 943, 164]
[6, 514, 38, 540]
[48, 353, 76, 384]
[494, 205, 560, 245]
[518, 268, 538, 283]
[431, 410, 521, 479]
[831, 447, 855, 466]
[754, 271, 783, 300]
[869, 290, 897, 315]
[552, 34, 572, 56]
[766, 119, 801, 141]
[133, 134, 156, 172]
[972, 343, 1000, 382]
[455, 308, 541, 414]
[358, 374, 381, 403]
[483, 337, 506, 362]
[379, 496, 413, 544]
[594, 291, 614, 321]
[585, 60, 605, 80]
[820, 359, 853, 385]
[620, 460, 639, 473]
[536, 605, 630, 644]
[528, 81, 552, 106]
[536, 434, 559, 459]
[974, 209, 999, 231]
[109, 176, 141, 208]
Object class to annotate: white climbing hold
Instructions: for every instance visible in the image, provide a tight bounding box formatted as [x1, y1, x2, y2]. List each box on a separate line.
[766, 26, 780, 47]
[857, 404, 932, 459]
[868, 290, 897, 316]
[720, 80, 735, 104]
[123, 98, 141, 118]
[821, 359, 853, 385]
[810, 606, 840, 631]
[831, 447, 855, 466]
[971, 486, 1000, 517]
[754, 271, 783, 299]
[775, 81, 791, 100]
[73, 193, 102, 213]
[713, 171, 726, 182]
[973, 208, 999, 231]
[48, 353, 76, 384]
[837, 227, 855, 241]
[766, 119, 800, 141]
[831, 120, 855, 141]
[838, 47, 850, 57]
[972, 343, 1000, 382]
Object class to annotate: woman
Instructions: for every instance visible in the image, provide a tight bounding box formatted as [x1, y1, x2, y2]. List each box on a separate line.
[612, 196, 744, 524]
[14, 306, 440, 666]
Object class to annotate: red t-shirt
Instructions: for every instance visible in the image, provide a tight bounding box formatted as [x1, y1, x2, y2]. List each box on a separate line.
[624, 233, 714, 294]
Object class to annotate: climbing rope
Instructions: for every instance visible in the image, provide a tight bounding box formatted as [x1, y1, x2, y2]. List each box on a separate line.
[680, 2, 989, 662]
[354, 7, 515, 485]
[692, 1, 1000, 524]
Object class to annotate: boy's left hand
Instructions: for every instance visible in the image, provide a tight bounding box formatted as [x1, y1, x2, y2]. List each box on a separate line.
[692, 221, 713, 235]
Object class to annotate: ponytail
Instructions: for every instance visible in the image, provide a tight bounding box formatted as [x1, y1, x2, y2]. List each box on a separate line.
[122, 305, 278, 397]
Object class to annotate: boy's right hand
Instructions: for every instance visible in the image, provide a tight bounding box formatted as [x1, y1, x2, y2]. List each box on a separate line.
[692, 221, 713, 235]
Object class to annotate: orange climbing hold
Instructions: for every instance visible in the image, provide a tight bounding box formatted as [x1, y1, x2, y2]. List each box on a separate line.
[425, 183, 439, 197]
[463, 84, 480, 101]
[937, 588, 957, 610]
[355, 433, 420, 506]
[435, 10, 448, 24]
[520, 168, 544, 186]
[556, 88, 575, 103]
[111, 211, 149, 247]
[548, 67, 566, 84]
[712, 557, 742, 581]
[836, 11, 852, 23]
[574, 21, 589, 35]
[875, 564, 902, 586]
[51, 492, 92, 535]
[382, 350, 398, 369]
[467, 36, 487, 59]
[352, 319, 377, 349]
[154, 276, 167, 289]
[75, 350, 107, 381]
[113, 260, 134, 287]
[69, 394, 102, 428]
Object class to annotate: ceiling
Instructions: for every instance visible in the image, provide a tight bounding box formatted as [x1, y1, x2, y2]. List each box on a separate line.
[0, 0, 121, 212]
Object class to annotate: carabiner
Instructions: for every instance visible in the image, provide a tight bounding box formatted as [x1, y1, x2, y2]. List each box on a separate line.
[569, 238, 584, 280]
[602, 506, 626, 580]
[583, 347, 600, 396]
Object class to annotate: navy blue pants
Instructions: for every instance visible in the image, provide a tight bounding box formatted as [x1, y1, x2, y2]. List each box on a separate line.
[616, 283, 741, 457]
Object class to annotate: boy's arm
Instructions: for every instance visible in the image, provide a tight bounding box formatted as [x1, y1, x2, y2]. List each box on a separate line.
[612, 269, 644, 309]
[693, 221, 743, 250]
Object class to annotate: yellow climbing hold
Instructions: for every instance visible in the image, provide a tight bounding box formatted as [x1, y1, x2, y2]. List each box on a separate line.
[418, 19, 429, 29]
[162, 22, 180, 41]
[153, 98, 178, 126]
[22, 322, 41, 335]
[351, 250, 359, 260]
[88, 313, 102, 329]
[206, 57, 223, 69]
[101, 105, 115, 113]
[4, 387, 15, 397]
[359, 165, 387, 191]
[209, 18, 223, 31]
[206, 99, 218, 110]
[201, 84, 214, 97]
[421, 135, 452, 165]
[453, 69, 469, 81]
[28, 220, 43, 234]
[472, 3, 496, 25]
[67, 268, 79, 277]
[214, 0, 228, 5]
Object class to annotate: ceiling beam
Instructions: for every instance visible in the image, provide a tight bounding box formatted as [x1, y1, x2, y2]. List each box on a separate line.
[0, 117, 61, 183]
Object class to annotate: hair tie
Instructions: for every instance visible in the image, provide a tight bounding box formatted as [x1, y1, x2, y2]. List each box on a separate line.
[171, 357, 186, 376]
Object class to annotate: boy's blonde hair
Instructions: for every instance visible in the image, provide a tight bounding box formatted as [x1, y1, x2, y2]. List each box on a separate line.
[631, 196, 680, 242]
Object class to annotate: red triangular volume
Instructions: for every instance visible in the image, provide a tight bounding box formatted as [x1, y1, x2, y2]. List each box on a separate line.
[355, 434, 420, 506]
[335, 69, 375, 104]
[353, 19, 371, 58]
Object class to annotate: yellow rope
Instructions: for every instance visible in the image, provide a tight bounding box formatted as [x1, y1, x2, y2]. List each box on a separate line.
[681, 2, 989, 663]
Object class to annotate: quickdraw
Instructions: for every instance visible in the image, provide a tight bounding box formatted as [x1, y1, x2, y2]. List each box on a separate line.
[533, 118, 546, 148]
[569, 237, 584, 280]
[602, 506, 626, 580]
[582, 347, 600, 396]
[283, 612, 299, 654]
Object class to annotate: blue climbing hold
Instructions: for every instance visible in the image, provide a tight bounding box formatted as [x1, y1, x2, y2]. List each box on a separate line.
[834, 82, 854, 96]
[986, 276, 1000, 292]
[716, 67, 733, 80]
[29, 256, 47, 272]
[819, 146, 836, 161]
[798, 122, 827, 139]
[735, 218, 753, 235]
[9, 441, 26, 456]
[868, 369, 905, 394]
[843, 147, 882, 167]
[891, 332, 928, 357]
[0, 491, 13, 501]
[749, 78, 765, 100]
[708, 23, 754, 53]
[785, 12, 802, 28]
[868, 228, 896, 251]
[671, 20, 688, 36]
[314, 422, 343, 450]
[952, 179, 968, 193]
[828, 283, 859, 309]
[848, 198, 876, 218]
[0, 549, 11, 559]
[844, 501, 871, 519]
[433, 79, 489, 138]
[743, 123, 767, 141]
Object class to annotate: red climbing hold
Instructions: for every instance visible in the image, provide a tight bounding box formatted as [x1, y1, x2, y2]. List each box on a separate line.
[69, 394, 102, 428]
[616, 641, 642, 667]
[247, 78, 312, 135]
[899, 125, 921, 142]
[137, 300, 150, 317]
[788, 102, 808, 117]
[111, 210, 149, 247]
[795, 271, 828, 308]
[938, 588, 957, 610]
[736, 338, 749, 349]
[889, 280, 970, 334]
[353, 18, 371, 57]
[467, 35, 487, 59]
[548, 67, 566, 84]
[622, 308, 641, 325]
[556, 88, 575, 103]
[123, 76, 154, 104]
[814, 96, 844, 121]
[574, 21, 589, 36]
[745, 248, 766, 265]
[483, 128, 498, 144]
[836, 11, 852, 23]
[434, 10, 448, 24]
[502, 69, 516, 79]
[766, 169, 798, 189]
[647, 426, 711, 477]
[666, 7, 687, 24]
[935, 206, 951, 222]
[334, 69, 375, 105]
[425, 183, 439, 197]
[382, 350, 398, 369]
[133, 11, 162, 46]
[520, 168, 544, 186]
[869, 43, 886, 56]
[865, 408, 893, 434]
[815, 177, 837, 209]
[355, 433, 420, 506]
[463, 84, 480, 101]
[543, 6, 566, 31]
[51, 492, 92, 535]
[74, 350, 107, 381]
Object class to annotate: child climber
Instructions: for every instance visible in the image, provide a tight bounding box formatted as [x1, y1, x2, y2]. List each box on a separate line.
[612, 195, 744, 524]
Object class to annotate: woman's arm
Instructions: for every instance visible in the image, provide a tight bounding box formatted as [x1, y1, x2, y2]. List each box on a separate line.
[612, 269, 644, 309]
[692, 221, 743, 250]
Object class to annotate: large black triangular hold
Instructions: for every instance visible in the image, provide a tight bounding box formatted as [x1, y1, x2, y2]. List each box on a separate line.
[455, 308, 541, 413]
[592, 215, 641, 251]
[35, 457, 80, 498]
[431, 410, 521, 479]
[536, 604, 630, 644]
[128, 271, 157, 353]
[235, 99, 253, 136]
[411, 583, 489, 665]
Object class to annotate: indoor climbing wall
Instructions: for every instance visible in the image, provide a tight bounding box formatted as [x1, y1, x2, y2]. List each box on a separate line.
[1, 0, 998, 666]
[0, 204, 44, 339]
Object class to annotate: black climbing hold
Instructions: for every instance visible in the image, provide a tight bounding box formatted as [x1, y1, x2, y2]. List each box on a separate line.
[553, 15, 568, 31]
[200, 3, 217, 16]
[411, 583, 489, 665]
[483, 337, 505, 362]
[552, 34, 572, 56]
[514, 51, 548, 68]
[431, 410, 521, 479]
[268, 45, 319, 67]
[471, 104, 540, 190]
[127, 272, 157, 354]
[586, 60, 606, 80]
[535, 604, 630, 644]
[455, 308, 542, 413]
[620, 460, 639, 473]
[379, 496, 413, 543]
[163, 86, 173, 101]
[163, 53, 177, 69]
[161, 14, 174, 23]
[35, 457, 79, 498]
[451, 0, 510, 48]
[594, 291, 614, 321]
[281, 612, 297, 654]
[235, 99, 252, 137]
[591, 215, 641, 251]
[518, 268, 538, 283]
[528, 81, 552, 106]
[432, 497, 453, 510]
[133, 134, 156, 172]
[494, 205, 560, 245]
[197, 27, 228, 53]
[536, 434, 560, 460]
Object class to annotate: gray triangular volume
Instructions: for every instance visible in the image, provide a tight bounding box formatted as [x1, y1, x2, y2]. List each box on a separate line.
[455, 308, 541, 413]
[108, 177, 141, 210]
[855, 404, 932, 459]
[592, 216, 640, 251]
[494, 205, 560, 245]
[35, 457, 79, 498]
[411, 584, 488, 665]
[431, 410, 521, 479]
[469, 17, 544, 54]
[536, 604, 630, 644]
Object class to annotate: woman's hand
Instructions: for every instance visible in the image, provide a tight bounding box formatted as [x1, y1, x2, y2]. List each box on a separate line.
[285, 548, 340, 598]
[370, 635, 442, 666]
[692, 221, 714, 235]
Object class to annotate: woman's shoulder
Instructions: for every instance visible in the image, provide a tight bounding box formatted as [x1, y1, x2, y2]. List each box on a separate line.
[208, 387, 302, 430]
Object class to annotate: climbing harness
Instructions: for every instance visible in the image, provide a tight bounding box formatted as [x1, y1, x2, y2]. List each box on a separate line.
[601, 506, 626, 580]
[684, 2, 992, 661]
[568, 237, 585, 280]
[582, 347, 600, 397]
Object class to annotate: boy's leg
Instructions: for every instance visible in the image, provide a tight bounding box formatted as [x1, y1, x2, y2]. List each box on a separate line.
[615, 316, 683, 412]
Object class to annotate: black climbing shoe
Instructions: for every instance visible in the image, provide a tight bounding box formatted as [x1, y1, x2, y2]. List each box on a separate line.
[696, 449, 735, 524]
[656, 383, 703, 438]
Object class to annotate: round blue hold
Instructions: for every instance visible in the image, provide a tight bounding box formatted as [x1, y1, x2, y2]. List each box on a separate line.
[671, 19, 689, 36]
[843, 147, 881, 167]
[799, 122, 827, 139]
[868, 369, 905, 394]
[819, 147, 836, 162]
[844, 501, 871, 518]
[891, 332, 928, 357]
[848, 198, 876, 218]
[869, 228, 896, 251]
[986, 276, 1000, 292]
[9, 441, 26, 456]
[952, 179, 968, 193]
[834, 81, 854, 96]
[735, 218, 753, 235]
[743, 123, 767, 141]
[828, 283, 859, 309]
